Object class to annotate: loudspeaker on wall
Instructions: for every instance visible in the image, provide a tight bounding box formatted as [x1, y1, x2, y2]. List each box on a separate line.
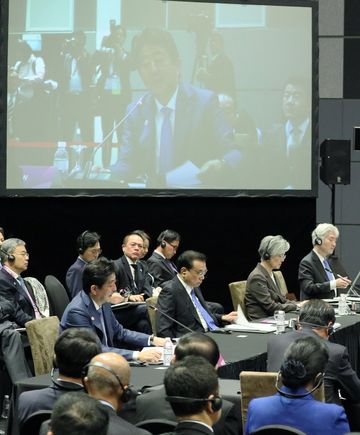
[320, 139, 351, 185]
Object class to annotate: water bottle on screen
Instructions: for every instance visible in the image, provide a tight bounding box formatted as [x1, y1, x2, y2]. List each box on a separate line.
[53, 141, 69, 174]
[163, 337, 173, 367]
[1, 395, 10, 419]
[338, 293, 348, 316]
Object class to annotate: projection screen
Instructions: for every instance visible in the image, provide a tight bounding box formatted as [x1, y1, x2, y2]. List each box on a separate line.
[2, 0, 317, 196]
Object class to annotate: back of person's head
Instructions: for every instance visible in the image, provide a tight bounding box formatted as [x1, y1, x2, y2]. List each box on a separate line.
[177, 250, 206, 271]
[174, 332, 219, 367]
[258, 235, 290, 260]
[132, 28, 180, 67]
[48, 392, 108, 435]
[280, 336, 329, 389]
[54, 329, 101, 378]
[0, 238, 25, 263]
[76, 231, 101, 254]
[82, 257, 115, 294]
[164, 355, 219, 417]
[156, 229, 181, 246]
[298, 299, 336, 328]
[311, 223, 339, 246]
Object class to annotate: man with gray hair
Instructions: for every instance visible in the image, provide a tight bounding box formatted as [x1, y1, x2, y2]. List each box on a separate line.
[298, 223, 351, 300]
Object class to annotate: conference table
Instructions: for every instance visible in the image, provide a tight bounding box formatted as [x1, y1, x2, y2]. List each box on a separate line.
[8, 312, 360, 435]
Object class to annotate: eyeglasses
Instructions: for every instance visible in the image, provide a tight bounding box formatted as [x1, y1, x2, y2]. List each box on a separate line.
[191, 269, 208, 278]
[279, 254, 286, 260]
[166, 241, 179, 250]
[15, 252, 29, 258]
[89, 248, 102, 254]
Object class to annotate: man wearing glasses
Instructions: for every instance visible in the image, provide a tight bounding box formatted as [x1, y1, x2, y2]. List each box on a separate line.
[156, 250, 237, 337]
[66, 231, 102, 299]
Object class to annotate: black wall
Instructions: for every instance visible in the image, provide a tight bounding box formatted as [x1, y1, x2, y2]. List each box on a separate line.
[0, 195, 315, 310]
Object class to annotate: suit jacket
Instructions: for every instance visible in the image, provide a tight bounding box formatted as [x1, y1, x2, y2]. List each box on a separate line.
[262, 120, 311, 189]
[114, 256, 152, 298]
[167, 421, 214, 435]
[298, 250, 335, 300]
[146, 252, 177, 287]
[60, 290, 149, 360]
[66, 257, 87, 299]
[245, 264, 297, 321]
[245, 387, 349, 435]
[156, 275, 220, 338]
[18, 381, 83, 426]
[136, 385, 242, 435]
[0, 268, 35, 326]
[267, 328, 360, 405]
[111, 82, 240, 188]
[104, 406, 150, 435]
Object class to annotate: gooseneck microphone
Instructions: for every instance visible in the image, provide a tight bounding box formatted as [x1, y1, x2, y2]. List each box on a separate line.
[148, 304, 194, 334]
[82, 95, 146, 180]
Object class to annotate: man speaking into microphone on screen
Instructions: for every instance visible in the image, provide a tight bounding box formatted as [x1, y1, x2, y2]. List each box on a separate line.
[110, 27, 241, 189]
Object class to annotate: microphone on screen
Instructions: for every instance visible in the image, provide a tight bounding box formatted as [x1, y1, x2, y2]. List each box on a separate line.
[148, 304, 195, 334]
[82, 95, 146, 180]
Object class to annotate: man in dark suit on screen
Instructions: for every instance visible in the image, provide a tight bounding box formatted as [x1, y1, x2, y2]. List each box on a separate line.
[111, 28, 241, 188]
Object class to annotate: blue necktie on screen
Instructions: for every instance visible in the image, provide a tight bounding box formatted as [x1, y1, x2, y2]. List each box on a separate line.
[159, 107, 173, 174]
[323, 259, 335, 281]
[98, 307, 108, 347]
[190, 289, 218, 331]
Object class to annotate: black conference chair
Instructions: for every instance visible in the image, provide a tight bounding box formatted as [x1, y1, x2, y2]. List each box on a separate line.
[250, 425, 306, 435]
[44, 275, 70, 319]
[20, 410, 52, 435]
[136, 418, 177, 434]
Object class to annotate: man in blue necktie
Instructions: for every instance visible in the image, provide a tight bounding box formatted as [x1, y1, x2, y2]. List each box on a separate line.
[298, 223, 351, 300]
[156, 250, 237, 337]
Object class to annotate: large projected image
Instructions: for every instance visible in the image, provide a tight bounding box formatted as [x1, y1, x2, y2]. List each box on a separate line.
[5, 0, 314, 193]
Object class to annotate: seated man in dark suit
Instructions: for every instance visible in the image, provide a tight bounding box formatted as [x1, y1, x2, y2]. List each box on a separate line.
[110, 28, 241, 189]
[113, 232, 152, 334]
[298, 223, 351, 300]
[136, 332, 242, 435]
[156, 250, 237, 337]
[164, 356, 222, 435]
[47, 392, 109, 435]
[60, 257, 164, 363]
[83, 352, 150, 435]
[18, 328, 101, 426]
[267, 299, 360, 405]
[66, 230, 102, 299]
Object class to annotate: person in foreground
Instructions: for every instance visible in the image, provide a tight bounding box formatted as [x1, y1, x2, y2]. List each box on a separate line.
[60, 257, 165, 362]
[164, 355, 222, 435]
[246, 336, 350, 435]
[245, 235, 299, 320]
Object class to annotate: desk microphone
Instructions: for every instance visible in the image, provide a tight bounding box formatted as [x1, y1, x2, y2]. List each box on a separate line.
[82, 95, 146, 180]
[148, 304, 194, 334]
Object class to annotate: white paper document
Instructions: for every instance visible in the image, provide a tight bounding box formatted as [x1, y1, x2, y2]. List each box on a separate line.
[224, 304, 277, 333]
[166, 161, 201, 188]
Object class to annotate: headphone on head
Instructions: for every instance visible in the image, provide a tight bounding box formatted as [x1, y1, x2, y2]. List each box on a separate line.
[295, 321, 334, 336]
[275, 371, 324, 398]
[160, 229, 170, 249]
[0, 247, 15, 262]
[314, 231, 322, 246]
[81, 362, 134, 403]
[165, 395, 222, 412]
[263, 237, 273, 261]
[78, 230, 89, 254]
[50, 367, 83, 391]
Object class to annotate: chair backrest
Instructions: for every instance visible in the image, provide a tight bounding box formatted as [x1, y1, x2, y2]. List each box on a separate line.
[145, 296, 158, 334]
[250, 424, 306, 435]
[44, 275, 70, 319]
[25, 316, 60, 375]
[228, 280, 247, 313]
[20, 410, 53, 435]
[240, 371, 325, 432]
[273, 271, 288, 296]
[24, 277, 50, 317]
[136, 418, 177, 434]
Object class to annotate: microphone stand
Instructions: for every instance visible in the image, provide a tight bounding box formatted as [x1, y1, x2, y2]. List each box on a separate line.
[148, 304, 194, 334]
[82, 96, 145, 180]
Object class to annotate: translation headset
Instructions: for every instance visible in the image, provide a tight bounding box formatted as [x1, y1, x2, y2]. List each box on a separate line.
[81, 361, 134, 403]
[295, 321, 334, 336]
[314, 231, 322, 246]
[263, 237, 274, 261]
[160, 229, 170, 249]
[165, 395, 222, 412]
[78, 230, 90, 254]
[275, 371, 324, 399]
[0, 247, 15, 262]
[50, 367, 83, 391]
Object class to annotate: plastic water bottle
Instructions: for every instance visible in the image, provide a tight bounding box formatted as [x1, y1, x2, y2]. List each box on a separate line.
[53, 142, 69, 174]
[338, 294, 348, 316]
[1, 395, 10, 419]
[163, 337, 173, 367]
[274, 310, 285, 334]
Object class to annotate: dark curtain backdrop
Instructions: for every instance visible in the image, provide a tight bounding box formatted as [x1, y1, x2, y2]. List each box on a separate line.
[0, 196, 315, 310]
